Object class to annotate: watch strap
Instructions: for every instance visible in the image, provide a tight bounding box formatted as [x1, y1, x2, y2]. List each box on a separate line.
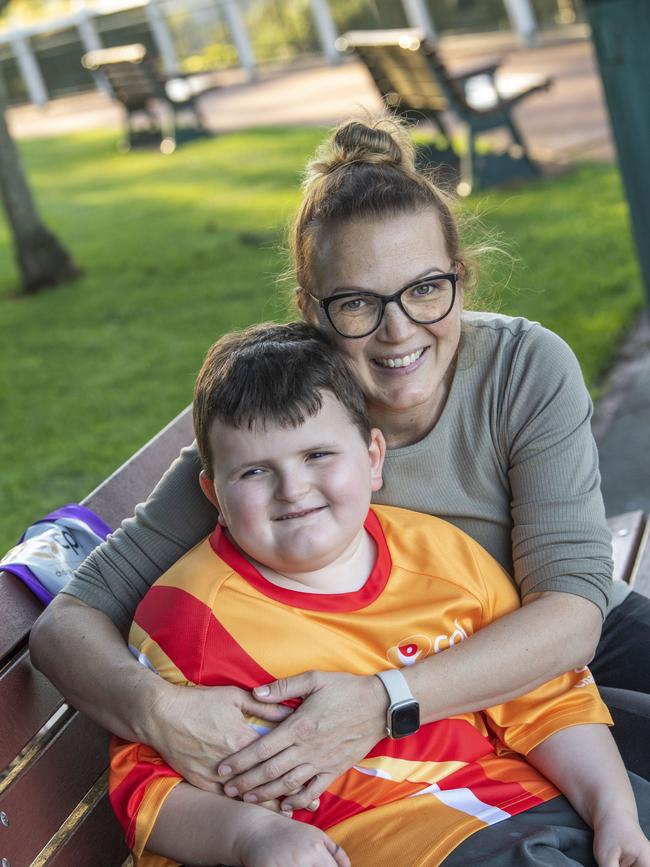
[375, 668, 415, 705]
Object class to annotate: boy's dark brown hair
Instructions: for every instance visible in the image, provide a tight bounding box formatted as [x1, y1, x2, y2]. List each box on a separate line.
[193, 321, 372, 478]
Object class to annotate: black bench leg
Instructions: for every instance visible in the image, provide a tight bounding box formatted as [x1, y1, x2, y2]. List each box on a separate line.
[506, 116, 538, 176]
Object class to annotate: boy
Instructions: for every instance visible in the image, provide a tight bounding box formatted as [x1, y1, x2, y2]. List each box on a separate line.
[109, 322, 650, 867]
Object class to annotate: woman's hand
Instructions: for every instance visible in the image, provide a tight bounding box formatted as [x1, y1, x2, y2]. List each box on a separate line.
[239, 815, 351, 867]
[593, 809, 650, 866]
[150, 683, 292, 792]
[218, 671, 388, 809]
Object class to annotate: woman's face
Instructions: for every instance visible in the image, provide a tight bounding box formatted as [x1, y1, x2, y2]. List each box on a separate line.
[308, 209, 463, 446]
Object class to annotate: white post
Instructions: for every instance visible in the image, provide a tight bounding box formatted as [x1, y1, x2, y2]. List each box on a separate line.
[401, 0, 436, 39]
[10, 35, 48, 106]
[145, 0, 179, 74]
[309, 0, 339, 65]
[502, 0, 538, 44]
[222, 0, 256, 78]
[77, 11, 111, 94]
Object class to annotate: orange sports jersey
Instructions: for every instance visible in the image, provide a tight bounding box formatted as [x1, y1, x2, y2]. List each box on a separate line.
[109, 504, 611, 867]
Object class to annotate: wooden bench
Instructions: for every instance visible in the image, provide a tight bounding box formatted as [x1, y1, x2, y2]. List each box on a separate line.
[0, 407, 193, 867]
[337, 28, 552, 195]
[1, 403, 648, 866]
[81, 44, 214, 154]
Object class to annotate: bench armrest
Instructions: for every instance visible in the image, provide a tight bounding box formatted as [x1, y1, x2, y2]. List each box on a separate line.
[451, 58, 502, 86]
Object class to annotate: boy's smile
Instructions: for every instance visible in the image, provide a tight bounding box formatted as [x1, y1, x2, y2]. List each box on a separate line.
[273, 505, 327, 521]
[200, 392, 385, 591]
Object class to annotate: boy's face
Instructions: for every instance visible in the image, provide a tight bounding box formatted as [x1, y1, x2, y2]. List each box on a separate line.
[200, 392, 385, 576]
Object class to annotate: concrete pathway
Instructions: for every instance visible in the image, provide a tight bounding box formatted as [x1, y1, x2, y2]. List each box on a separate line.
[592, 316, 650, 515]
[6, 25, 648, 515]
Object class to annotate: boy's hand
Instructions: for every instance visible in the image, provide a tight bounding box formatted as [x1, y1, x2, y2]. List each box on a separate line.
[217, 671, 387, 809]
[593, 809, 650, 866]
[152, 683, 292, 792]
[238, 814, 351, 867]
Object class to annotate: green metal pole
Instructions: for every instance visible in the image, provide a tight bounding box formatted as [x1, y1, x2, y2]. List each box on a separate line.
[584, 0, 650, 304]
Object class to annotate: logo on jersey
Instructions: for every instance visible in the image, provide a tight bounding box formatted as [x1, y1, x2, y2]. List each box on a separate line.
[386, 619, 469, 666]
[433, 619, 469, 654]
[386, 634, 432, 667]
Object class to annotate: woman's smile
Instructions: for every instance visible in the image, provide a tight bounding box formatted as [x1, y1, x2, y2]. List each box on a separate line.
[370, 346, 428, 372]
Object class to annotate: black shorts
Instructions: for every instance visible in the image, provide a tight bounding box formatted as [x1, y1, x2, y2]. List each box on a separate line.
[441, 771, 650, 866]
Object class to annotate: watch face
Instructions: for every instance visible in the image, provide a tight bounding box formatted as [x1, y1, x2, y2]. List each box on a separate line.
[390, 700, 420, 738]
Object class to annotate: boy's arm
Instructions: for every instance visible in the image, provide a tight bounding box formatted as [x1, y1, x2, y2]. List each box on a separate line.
[110, 736, 348, 866]
[149, 784, 350, 867]
[526, 726, 650, 866]
[149, 783, 264, 864]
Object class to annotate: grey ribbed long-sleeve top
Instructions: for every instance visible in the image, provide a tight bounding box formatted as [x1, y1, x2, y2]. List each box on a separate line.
[64, 312, 618, 634]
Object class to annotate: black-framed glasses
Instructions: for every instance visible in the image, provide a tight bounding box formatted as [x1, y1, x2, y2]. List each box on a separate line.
[308, 273, 458, 339]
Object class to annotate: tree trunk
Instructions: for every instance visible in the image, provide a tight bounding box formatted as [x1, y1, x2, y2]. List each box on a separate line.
[0, 72, 81, 294]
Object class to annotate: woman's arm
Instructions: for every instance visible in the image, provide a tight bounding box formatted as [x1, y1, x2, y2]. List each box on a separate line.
[215, 589, 601, 807]
[30, 594, 291, 791]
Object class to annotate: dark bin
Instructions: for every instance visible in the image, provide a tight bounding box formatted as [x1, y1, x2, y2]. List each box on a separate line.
[583, 0, 650, 302]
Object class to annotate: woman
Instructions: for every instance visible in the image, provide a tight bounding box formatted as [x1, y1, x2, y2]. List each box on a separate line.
[31, 119, 650, 810]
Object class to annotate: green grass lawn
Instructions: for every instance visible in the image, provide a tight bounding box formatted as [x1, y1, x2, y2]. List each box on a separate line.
[0, 127, 645, 554]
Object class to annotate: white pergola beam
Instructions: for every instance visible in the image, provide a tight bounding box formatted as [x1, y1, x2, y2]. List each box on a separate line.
[76, 12, 111, 95]
[309, 0, 339, 64]
[222, 0, 256, 77]
[10, 35, 48, 106]
[401, 0, 436, 39]
[502, 0, 538, 44]
[145, 0, 179, 74]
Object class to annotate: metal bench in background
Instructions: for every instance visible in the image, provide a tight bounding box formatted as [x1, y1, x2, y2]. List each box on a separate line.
[1, 403, 648, 865]
[82, 44, 215, 154]
[338, 28, 553, 195]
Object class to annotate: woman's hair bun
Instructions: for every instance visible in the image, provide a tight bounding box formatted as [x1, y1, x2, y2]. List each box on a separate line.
[307, 118, 416, 181]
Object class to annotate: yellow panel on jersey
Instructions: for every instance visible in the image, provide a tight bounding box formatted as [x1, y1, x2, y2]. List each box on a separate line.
[109, 505, 612, 867]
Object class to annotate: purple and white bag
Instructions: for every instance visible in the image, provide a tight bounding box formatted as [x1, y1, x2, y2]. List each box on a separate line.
[0, 504, 112, 605]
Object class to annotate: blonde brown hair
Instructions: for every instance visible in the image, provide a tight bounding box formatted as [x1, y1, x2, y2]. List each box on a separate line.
[289, 117, 473, 308]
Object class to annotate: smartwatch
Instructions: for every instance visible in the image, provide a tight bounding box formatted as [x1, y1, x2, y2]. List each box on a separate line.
[375, 669, 420, 739]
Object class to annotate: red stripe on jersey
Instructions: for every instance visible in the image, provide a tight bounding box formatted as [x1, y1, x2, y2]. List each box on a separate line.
[437, 759, 544, 814]
[366, 719, 494, 765]
[294, 769, 427, 831]
[209, 510, 392, 612]
[134, 585, 274, 689]
[294, 789, 366, 831]
[109, 760, 179, 848]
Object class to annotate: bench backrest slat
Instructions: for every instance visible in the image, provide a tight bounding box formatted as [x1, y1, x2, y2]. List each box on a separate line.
[106, 63, 166, 109]
[630, 521, 650, 597]
[83, 405, 193, 529]
[0, 570, 44, 660]
[608, 510, 645, 584]
[46, 791, 128, 867]
[354, 42, 449, 112]
[0, 648, 63, 770]
[0, 713, 112, 864]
